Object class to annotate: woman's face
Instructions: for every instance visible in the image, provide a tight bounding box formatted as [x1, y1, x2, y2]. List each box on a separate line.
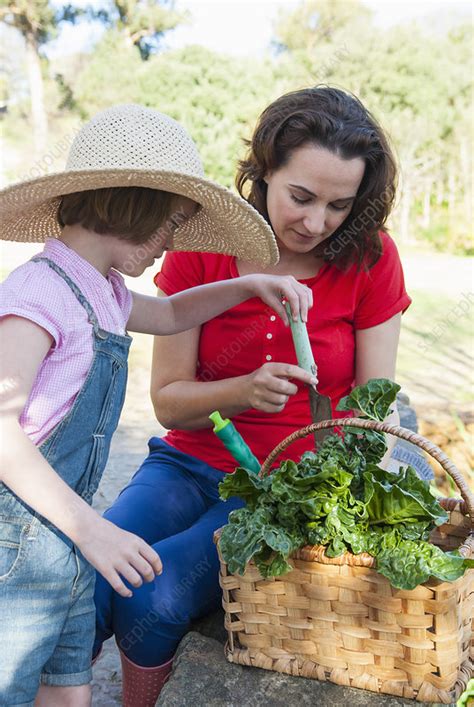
[264, 144, 365, 256]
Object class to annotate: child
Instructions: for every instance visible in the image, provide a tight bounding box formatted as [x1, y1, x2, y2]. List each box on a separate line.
[0, 104, 315, 706]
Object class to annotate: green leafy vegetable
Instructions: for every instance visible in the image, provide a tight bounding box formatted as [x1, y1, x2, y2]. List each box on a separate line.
[218, 379, 473, 590]
[363, 464, 448, 526]
[457, 679, 474, 707]
[337, 378, 400, 421]
[218, 465, 271, 509]
[376, 543, 474, 589]
[219, 504, 303, 578]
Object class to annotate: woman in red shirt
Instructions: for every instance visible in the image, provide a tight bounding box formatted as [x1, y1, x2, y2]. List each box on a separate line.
[93, 86, 411, 705]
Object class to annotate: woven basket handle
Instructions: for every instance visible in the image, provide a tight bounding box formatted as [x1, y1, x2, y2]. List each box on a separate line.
[259, 417, 474, 557]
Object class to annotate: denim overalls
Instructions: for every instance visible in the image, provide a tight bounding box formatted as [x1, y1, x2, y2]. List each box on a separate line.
[0, 257, 131, 706]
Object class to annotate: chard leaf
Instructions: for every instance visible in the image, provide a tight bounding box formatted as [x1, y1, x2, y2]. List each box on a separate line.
[219, 466, 270, 509]
[325, 535, 348, 557]
[344, 429, 387, 465]
[304, 434, 364, 475]
[306, 522, 331, 547]
[219, 509, 265, 575]
[337, 379, 400, 421]
[254, 549, 293, 578]
[364, 464, 448, 526]
[376, 541, 474, 590]
[219, 503, 302, 577]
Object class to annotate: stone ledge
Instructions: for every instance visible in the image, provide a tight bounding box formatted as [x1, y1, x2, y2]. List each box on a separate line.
[158, 632, 442, 706]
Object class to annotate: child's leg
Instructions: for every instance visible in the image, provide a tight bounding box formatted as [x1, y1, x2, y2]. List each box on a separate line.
[38, 546, 96, 697]
[35, 683, 91, 706]
[94, 439, 219, 656]
[0, 507, 92, 706]
[112, 495, 244, 666]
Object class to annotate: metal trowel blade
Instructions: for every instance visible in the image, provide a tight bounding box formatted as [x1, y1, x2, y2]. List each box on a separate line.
[309, 387, 333, 447]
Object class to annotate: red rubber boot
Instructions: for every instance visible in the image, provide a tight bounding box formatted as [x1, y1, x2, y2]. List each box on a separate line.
[119, 649, 173, 707]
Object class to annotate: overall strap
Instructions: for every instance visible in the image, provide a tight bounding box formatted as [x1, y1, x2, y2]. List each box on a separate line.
[32, 256, 100, 330]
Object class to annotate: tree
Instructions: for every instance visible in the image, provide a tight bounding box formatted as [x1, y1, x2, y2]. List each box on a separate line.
[72, 42, 287, 184]
[271, 0, 473, 252]
[273, 0, 372, 53]
[0, 0, 186, 157]
[96, 0, 187, 60]
[0, 0, 56, 154]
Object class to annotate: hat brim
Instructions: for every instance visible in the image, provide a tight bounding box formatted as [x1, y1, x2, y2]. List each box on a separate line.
[0, 168, 279, 267]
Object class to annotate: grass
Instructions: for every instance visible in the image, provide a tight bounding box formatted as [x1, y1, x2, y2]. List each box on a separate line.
[397, 288, 474, 414]
[396, 288, 473, 494]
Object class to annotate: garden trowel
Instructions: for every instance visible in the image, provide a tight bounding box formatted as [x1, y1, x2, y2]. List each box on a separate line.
[285, 302, 333, 447]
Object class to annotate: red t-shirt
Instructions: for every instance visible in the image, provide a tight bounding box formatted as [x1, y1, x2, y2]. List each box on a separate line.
[154, 231, 411, 473]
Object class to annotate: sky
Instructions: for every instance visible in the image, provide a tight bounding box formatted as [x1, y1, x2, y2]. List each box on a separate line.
[45, 0, 472, 59]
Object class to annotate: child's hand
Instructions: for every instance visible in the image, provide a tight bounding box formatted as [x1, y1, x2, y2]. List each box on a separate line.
[77, 516, 162, 597]
[243, 274, 313, 324]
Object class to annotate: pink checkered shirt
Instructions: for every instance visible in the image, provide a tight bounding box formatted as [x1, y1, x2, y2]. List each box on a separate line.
[0, 238, 133, 445]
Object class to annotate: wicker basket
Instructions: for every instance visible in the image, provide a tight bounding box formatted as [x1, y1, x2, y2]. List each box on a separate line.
[214, 418, 474, 704]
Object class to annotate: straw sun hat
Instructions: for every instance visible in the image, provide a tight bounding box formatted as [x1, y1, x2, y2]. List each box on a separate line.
[0, 104, 279, 266]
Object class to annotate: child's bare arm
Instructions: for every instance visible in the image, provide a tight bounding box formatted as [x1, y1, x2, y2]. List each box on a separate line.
[0, 316, 162, 596]
[126, 273, 313, 335]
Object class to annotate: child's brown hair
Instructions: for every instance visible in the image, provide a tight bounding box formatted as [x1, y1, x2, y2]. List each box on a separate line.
[58, 186, 178, 244]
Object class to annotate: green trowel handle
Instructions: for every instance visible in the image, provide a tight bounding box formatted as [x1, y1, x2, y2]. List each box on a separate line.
[285, 302, 317, 377]
[209, 411, 260, 474]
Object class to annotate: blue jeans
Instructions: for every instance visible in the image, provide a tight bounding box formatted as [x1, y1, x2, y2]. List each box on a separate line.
[94, 438, 244, 666]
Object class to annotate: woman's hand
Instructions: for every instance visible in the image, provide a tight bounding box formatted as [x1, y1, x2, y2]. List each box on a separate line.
[77, 516, 163, 597]
[242, 274, 313, 324]
[244, 362, 318, 413]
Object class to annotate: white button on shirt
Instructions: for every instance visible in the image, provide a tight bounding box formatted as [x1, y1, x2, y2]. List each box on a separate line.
[265, 318, 274, 361]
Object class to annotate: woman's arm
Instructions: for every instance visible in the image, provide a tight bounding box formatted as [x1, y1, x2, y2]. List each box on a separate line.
[151, 290, 316, 430]
[151, 330, 253, 429]
[127, 273, 312, 335]
[355, 312, 402, 463]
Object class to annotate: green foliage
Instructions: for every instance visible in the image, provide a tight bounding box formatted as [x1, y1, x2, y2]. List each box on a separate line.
[457, 678, 473, 707]
[377, 542, 473, 589]
[74, 42, 294, 185]
[72, 29, 144, 116]
[363, 464, 447, 527]
[218, 379, 474, 589]
[219, 465, 271, 508]
[99, 0, 187, 60]
[419, 206, 474, 257]
[0, 0, 57, 44]
[273, 0, 372, 53]
[2, 0, 472, 253]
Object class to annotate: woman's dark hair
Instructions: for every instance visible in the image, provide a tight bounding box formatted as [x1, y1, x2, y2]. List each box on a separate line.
[236, 86, 398, 270]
